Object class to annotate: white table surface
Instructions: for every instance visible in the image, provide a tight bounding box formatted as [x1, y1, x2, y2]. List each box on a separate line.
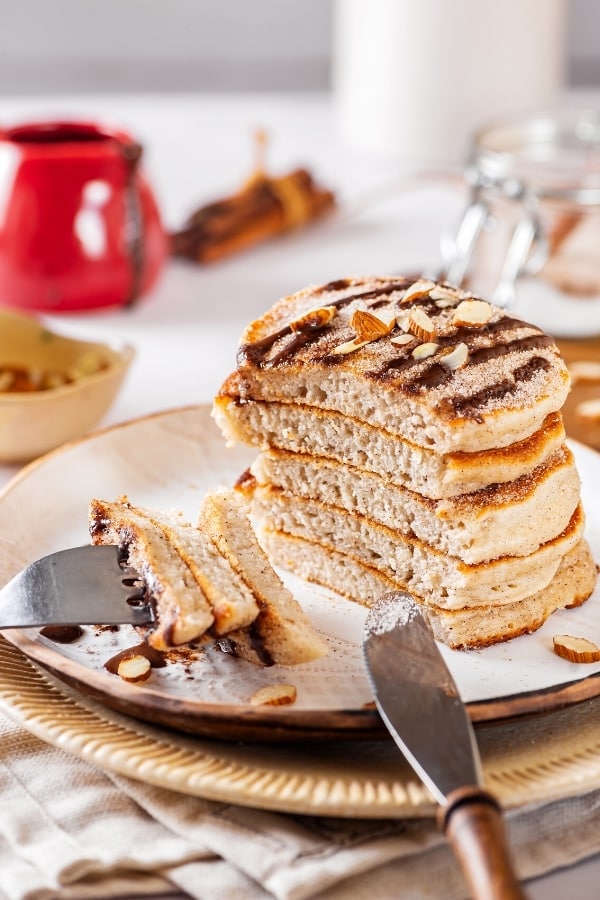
[0, 91, 599, 898]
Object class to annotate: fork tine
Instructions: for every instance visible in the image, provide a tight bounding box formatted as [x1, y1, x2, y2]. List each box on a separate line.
[0, 545, 155, 628]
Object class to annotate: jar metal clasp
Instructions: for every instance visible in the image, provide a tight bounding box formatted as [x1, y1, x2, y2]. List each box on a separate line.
[441, 168, 549, 308]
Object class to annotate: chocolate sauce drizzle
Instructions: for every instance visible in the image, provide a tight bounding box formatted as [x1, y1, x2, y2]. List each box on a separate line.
[40, 625, 83, 644]
[104, 642, 166, 675]
[238, 279, 412, 367]
[439, 358, 553, 422]
[372, 325, 554, 390]
[247, 619, 275, 667]
[237, 278, 558, 421]
[313, 278, 351, 294]
[216, 621, 274, 666]
[89, 516, 108, 538]
[368, 310, 555, 418]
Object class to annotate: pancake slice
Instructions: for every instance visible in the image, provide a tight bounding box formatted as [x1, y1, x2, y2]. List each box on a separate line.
[199, 489, 327, 666]
[128, 504, 260, 636]
[262, 530, 597, 649]
[249, 444, 580, 563]
[89, 494, 326, 665]
[89, 497, 215, 649]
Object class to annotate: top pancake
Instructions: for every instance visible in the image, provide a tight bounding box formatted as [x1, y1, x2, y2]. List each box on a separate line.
[227, 276, 570, 454]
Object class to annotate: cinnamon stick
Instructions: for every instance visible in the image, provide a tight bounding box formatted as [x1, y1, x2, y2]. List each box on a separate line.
[170, 161, 335, 264]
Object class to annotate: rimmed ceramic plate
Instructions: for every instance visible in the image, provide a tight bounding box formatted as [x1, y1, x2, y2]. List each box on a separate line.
[4, 633, 600, 819]
[1, 405, 600, 743]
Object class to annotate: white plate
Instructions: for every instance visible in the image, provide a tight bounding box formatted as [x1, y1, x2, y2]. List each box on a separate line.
[0, 405, 599, 741]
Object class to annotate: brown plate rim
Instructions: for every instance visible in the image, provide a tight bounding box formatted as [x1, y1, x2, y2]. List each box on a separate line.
[6, 627, 600, 741]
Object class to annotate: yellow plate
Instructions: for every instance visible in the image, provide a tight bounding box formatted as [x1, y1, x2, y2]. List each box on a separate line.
[2, 633, 600, 818]
[1, 405, 600, 816]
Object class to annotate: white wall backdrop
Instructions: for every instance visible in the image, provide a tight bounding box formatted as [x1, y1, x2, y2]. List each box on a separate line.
[0, 0, 597, 95]
[0, 0, 331, 94]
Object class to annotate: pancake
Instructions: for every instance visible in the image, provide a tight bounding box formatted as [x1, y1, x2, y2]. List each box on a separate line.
[251, 489, 584, 609]
[262, 531, 597, 649]
[215, 391, 566, 499]
[248, 444, 580, 564]
[214, 275, 596, 648]
[227, 276, 571, 454]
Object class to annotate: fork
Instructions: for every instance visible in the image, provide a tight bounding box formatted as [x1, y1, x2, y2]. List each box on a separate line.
[0, 545, 154, 628]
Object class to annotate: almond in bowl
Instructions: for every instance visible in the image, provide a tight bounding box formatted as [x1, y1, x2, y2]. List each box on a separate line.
[0, 309, 134, 463]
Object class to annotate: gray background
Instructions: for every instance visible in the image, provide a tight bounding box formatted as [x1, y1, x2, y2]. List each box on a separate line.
[0, 0, 598, 96]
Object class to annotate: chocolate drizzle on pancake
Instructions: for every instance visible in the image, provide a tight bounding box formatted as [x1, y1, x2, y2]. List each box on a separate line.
[238, 279, 412, 367]
[313, 278, 351, 294]
[439, 358, 553, 422]
[333, 280, 413, 306]
[372, 325, 554, 388]
[247, 619, 275, 666]
[235, 277, 563, 424]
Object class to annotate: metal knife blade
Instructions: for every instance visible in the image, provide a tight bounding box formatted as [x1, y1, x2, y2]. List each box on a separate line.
[363, 592, 527, 900]
[364, 590, 481, 804]
[0, 544, 154, 628]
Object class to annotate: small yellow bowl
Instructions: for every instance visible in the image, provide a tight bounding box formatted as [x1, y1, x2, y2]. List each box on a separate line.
[0, 310, 134, 463]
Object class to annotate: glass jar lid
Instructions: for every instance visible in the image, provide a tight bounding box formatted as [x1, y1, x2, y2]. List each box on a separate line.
[470, 109, 600, 205]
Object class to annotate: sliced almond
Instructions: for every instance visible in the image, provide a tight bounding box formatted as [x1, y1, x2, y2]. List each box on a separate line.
[250, 683, 297, 707]
[117, 654, 152, 683]
[452, 299, 493, 328]
[553, 635, 600, 664]
[390, 333, 415, 346]
[398, 279, 436, 305]
[350, 309, 395, 341]
[440, 343, 469, 370]
[330, 338, 370, 355]
[396, 313, 412, 332]
[371, 309, 398, 330]
[434, 297, 459, 309]
[412, 342, 439, 360]
[408, 307, 436, 342]
[429, 286, 461, 303]
[568, 361, 600, 385]
[575, 398, 600, 422]
[289, 305, 336, 332]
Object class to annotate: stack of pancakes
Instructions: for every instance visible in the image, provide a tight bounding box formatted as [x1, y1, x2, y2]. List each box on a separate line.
[214, 276, 597, 648]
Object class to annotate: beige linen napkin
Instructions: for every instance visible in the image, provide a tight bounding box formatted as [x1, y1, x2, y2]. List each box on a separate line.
[1, 707, 600, 900]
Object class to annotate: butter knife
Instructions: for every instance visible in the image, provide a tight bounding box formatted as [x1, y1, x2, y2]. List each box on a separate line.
[363, 591, 527, 900]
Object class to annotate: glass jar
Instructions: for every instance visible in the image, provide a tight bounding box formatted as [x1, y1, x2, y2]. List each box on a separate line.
[442, 109, 600, 336]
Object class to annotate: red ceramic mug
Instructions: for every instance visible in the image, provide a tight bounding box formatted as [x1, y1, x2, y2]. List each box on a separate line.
[0, 120, 168, 312]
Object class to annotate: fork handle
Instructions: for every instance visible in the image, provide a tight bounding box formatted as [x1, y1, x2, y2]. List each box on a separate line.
[439, 786, 528, 900]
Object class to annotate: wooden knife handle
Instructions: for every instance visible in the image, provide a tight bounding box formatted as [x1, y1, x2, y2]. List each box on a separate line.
[439, 786, 528, 900]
